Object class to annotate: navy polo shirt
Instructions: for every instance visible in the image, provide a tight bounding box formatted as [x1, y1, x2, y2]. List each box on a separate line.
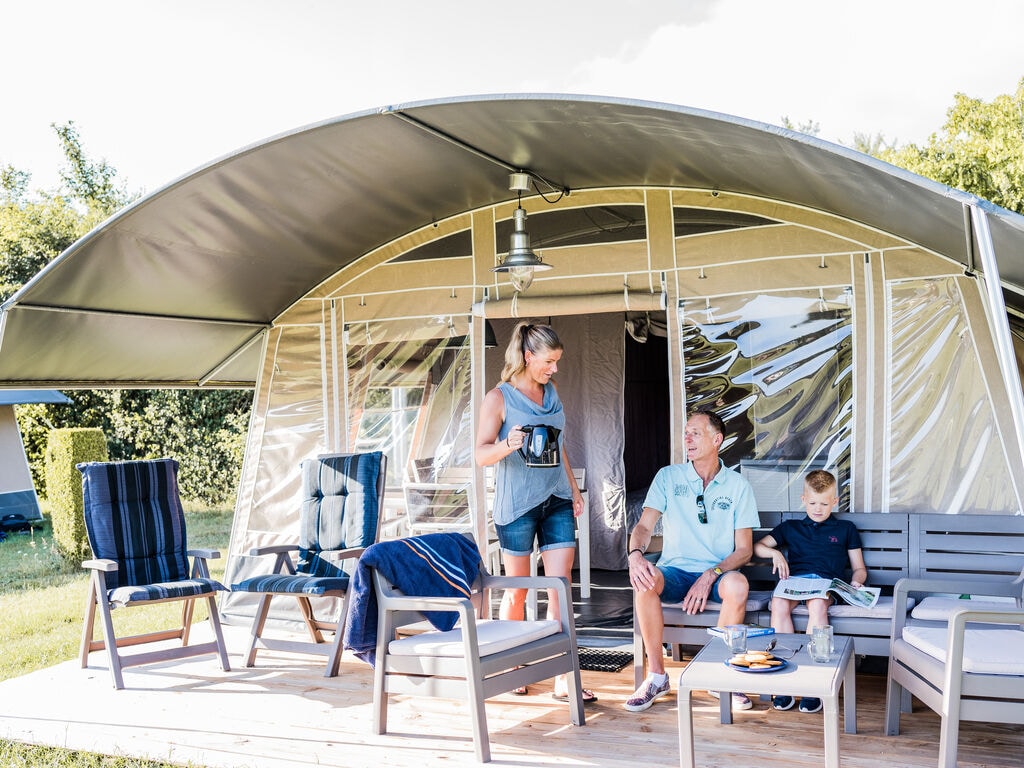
[769, 516, 862, 580]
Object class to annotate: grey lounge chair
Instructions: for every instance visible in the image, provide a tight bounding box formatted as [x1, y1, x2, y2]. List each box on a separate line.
[885, 571, 1024, 767]
[366, 533, 585, 762]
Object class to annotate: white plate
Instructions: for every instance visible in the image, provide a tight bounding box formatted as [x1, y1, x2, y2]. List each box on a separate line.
[724, 658, 790, 673]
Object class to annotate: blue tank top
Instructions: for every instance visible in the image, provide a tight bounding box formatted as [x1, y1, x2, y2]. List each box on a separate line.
[493, 381, 572, 525]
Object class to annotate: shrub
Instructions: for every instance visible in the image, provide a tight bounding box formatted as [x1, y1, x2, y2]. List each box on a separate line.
[45, 427, 107, 561]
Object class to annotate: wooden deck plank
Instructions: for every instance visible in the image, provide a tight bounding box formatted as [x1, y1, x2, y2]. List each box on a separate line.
[0, 624, 1020, 767]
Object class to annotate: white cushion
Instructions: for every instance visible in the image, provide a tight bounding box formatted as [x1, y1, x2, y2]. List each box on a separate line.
[912, 595, 1018, 622]
[699, 590, 773, 612]
[788, 595, 912, 619]
[388, 619, 560, 657]
[902, 626, 1024, 675]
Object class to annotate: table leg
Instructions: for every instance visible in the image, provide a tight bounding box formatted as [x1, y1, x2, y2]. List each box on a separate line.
[843, 649, 857, 733]
[677, 687, 695, 768]
[718, 690, 732, 724]
[823, 695, 840, 768]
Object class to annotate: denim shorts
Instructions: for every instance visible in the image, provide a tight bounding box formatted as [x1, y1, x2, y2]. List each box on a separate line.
[495, 495, 575, 556]
[659, 565, 726, 604]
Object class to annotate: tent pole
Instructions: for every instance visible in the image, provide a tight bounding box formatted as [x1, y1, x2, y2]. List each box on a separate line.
[970, 204, 1024, 509]
[470, 314, 492, 617]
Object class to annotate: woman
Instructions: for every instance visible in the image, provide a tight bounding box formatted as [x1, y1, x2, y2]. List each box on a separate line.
[475, 321, 596, 703]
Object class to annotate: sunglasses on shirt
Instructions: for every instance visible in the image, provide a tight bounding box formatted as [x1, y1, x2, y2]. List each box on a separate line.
[696, 494, 707, 524]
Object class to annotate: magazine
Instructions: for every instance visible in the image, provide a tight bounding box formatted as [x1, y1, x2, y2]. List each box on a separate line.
[773, 577, 880, 609]
[706, 624, 775, 639]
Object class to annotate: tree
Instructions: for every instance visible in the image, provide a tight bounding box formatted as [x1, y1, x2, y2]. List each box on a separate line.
[878, 78, 1024, 214]
[1, 168, 84, 301]
[781, 116, 821, 137]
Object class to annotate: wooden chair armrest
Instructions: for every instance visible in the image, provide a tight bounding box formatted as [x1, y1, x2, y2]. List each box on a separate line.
[951, 608, 1024, 627]
[248, 544, 299, 556]
[380, 594, 473, 613]
[483, 574, 574, 628]
[187, 548, 221, 560]
[319, 546, 365, 562]
[82, 558, 118, 572]
[483, 573, 569, 594]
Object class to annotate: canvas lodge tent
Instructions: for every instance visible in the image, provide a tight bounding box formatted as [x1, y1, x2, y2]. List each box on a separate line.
[0, 389, 71, 526]
[2, 95, 1023, 627]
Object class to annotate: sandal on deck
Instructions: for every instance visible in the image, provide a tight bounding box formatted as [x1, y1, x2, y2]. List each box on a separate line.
[511, 685, 529, 695]
[551, 688, 598, 704]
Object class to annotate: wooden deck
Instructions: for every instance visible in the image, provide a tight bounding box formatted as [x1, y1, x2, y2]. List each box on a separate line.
[0, 623, 1020, 768]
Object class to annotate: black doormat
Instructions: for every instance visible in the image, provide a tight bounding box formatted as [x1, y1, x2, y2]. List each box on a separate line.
[577, 647, 633, 673]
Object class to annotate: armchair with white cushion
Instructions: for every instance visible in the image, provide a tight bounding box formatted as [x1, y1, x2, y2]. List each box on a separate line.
[884, 569, 1024, 768]
[366, 534, 585, 763]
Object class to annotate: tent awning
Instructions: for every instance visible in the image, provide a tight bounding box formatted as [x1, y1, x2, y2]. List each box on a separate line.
[3, 94, 1024, 388]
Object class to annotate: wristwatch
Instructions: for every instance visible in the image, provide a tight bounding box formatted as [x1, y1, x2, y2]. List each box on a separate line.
[712, 566, 723, 576]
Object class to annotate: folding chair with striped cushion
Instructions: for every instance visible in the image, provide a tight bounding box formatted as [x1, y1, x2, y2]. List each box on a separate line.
[232, 451, 386, 677]
[78, 458, 230, 689]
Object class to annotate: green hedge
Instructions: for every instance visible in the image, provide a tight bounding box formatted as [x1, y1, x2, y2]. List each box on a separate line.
[45, 428, 107, 561]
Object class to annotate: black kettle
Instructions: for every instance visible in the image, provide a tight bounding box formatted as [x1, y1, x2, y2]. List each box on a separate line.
[518, 424, 562, 467]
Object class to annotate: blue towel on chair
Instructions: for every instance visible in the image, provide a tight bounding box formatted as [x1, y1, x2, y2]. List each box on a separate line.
[343, 532, 483, 666]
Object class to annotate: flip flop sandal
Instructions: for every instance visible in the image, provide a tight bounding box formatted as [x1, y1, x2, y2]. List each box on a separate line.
[551, 688, 598, 704]
[511, 685, 529, 695]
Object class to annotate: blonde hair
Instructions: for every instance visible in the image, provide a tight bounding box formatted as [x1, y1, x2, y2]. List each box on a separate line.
[499, 322, 563, 383]
[805, 469, 837, 495]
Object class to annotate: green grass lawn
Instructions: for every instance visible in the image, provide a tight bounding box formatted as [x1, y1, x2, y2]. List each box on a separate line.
[0, 505, 233, 768]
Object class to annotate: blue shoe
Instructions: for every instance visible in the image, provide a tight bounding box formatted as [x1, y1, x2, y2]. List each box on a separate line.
[771, 695, 794, 711]
[799, 696, 822, 713]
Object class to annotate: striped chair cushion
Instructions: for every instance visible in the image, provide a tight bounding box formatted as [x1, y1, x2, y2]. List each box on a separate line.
[233, 573, 349, 596]
[297, 452, 383, 577]
[78, 459, 191, 590]
[109, 577, 223, 606]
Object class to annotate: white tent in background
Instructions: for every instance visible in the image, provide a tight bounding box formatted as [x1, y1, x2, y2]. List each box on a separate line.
[1, 95, 1023, 627]
[0, 390, 71, 525]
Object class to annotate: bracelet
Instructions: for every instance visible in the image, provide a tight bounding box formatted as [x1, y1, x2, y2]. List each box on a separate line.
[628, 547, 645, 558]
[506, 436, 511, 448]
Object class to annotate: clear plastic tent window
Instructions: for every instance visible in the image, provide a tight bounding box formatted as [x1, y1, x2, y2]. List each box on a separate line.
[888, 277, 1016, 514]
[680, 289, 854, 511]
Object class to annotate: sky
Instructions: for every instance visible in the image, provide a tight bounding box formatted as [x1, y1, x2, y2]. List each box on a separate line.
[4, 0, 1024, 196]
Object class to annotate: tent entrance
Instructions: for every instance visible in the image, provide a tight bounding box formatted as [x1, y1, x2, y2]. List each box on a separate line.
[624, 322, 670, 504]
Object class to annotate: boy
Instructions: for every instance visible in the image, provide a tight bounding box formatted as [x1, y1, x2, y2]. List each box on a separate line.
[753, 469, 866, 714]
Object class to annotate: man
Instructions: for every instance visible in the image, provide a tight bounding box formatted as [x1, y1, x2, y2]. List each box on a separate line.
[623, 409, 760, 712]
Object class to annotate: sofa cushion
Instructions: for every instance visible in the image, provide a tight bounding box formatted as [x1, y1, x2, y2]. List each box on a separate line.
[911, 595, 1018, 622]
[788, 595, 912, 619]
[388, 619, 560, 657]
[902, 625, 1024, 675]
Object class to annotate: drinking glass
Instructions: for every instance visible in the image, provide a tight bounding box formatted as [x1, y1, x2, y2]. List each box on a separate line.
[809, 625, 834, 662]
[724, 625, 747, 654]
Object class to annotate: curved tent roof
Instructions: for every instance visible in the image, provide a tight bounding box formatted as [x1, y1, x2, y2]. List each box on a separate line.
[3, 93, 1024, 388]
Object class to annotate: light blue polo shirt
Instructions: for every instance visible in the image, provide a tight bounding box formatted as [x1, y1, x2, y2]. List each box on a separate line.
[643, 460, 759, 573]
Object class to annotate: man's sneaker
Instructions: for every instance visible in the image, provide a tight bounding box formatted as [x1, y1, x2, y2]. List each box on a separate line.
[707, 690, 753, 710]
[799, 696, 822, 713]
[623, 675, 671, 712]
[771, 695, 795, 711]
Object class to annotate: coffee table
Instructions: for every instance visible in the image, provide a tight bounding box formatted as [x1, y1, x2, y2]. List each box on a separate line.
[676, 632, 856, 768]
